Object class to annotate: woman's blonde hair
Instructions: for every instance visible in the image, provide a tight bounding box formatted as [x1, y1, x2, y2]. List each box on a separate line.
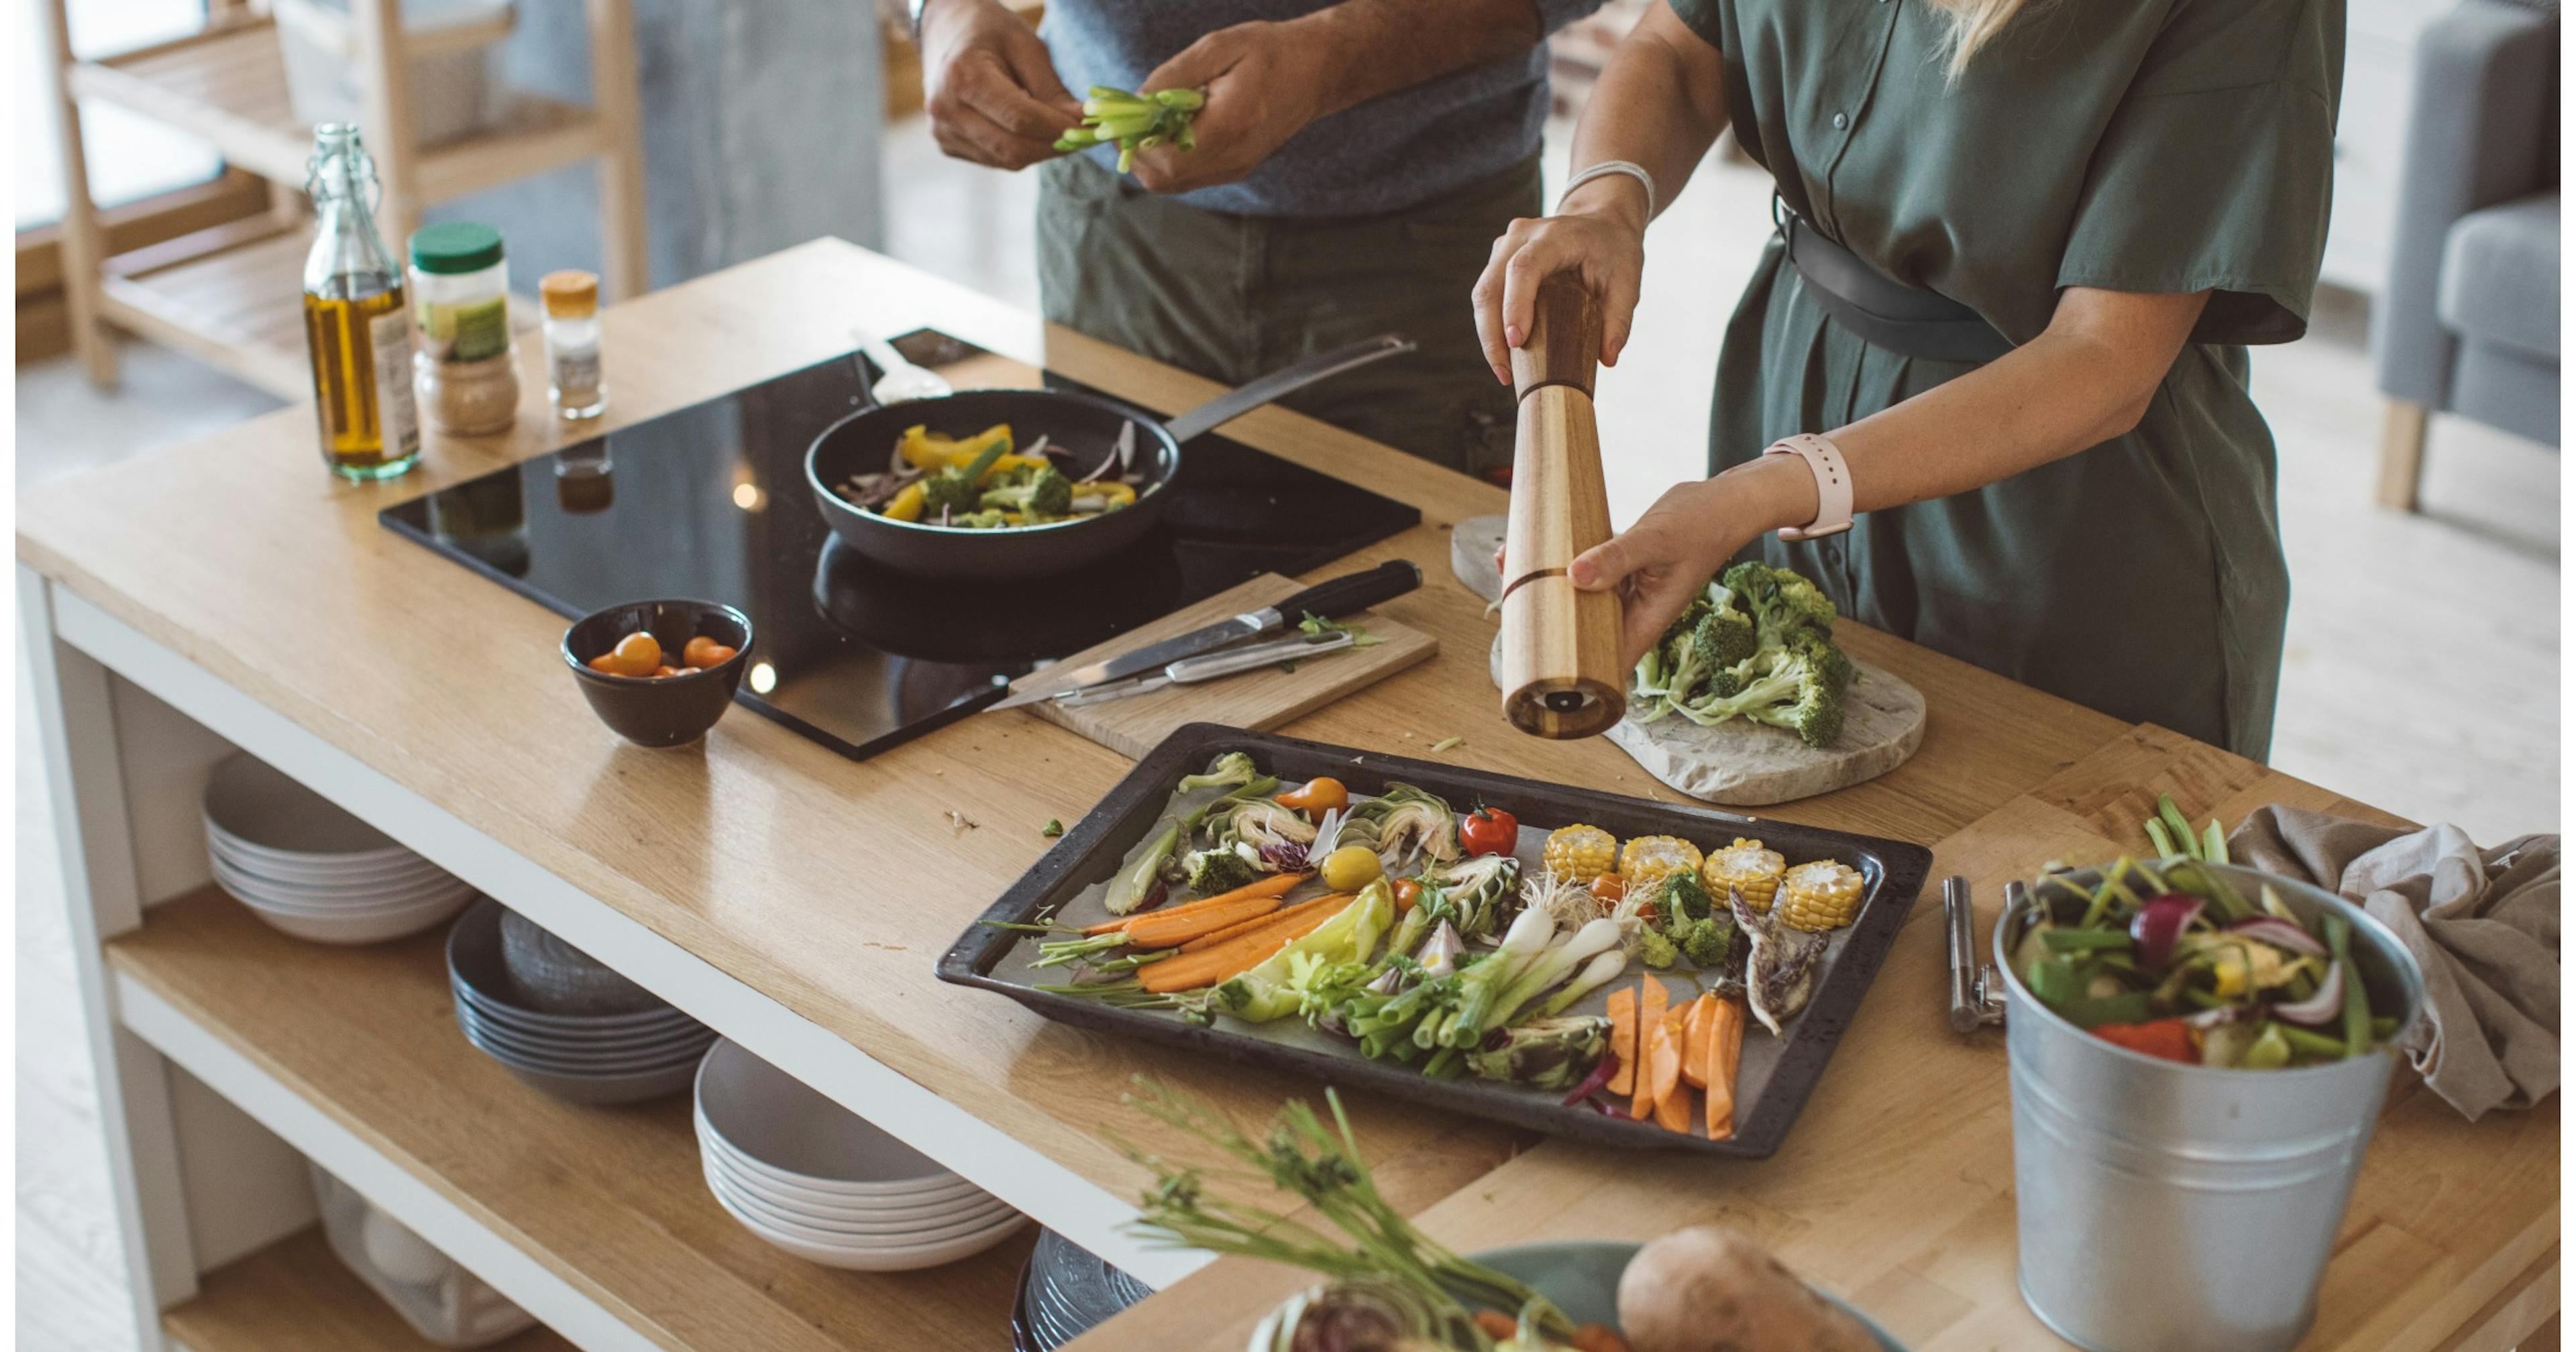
[1924, 0, 2038, 78]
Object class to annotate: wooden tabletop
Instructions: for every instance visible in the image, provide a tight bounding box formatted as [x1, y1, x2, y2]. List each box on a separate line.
[19, 240, 2555, 1351]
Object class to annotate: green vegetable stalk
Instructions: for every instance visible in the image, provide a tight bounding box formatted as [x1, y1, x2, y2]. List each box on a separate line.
[1104, 820, 1179, 916]
[1055, 86, 1206, 173]
[2325, 913, 2372, 1057]
[1217, 881, 1393, 1022]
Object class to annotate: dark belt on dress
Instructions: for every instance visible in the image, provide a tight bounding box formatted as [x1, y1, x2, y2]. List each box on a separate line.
[1776, 202, 2013, 364]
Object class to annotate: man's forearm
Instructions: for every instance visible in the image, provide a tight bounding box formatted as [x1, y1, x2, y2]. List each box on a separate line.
[1289, 0, 1543, 121]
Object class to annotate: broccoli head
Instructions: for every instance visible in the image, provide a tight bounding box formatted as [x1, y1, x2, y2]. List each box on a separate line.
[1723, 561, 1837, 642]
[1636, 926, 1680, 970]
[980, 464, 1073, 519]
[1177, 751, 1259, 792]
[947, 508, 1011, 529]
[918, 470, 983, 520]
[1690, 602, 1760, 671]
[1674, 910, 1737, 968]
[1693, 638, 1849, 748]
[1653, 868, 1714, 922]
[1181, 846, 1262, 897]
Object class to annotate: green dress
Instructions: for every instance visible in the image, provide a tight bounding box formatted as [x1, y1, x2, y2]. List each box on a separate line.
[1666, 0, 2343, 759]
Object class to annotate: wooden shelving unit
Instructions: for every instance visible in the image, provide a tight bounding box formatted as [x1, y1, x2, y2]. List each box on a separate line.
[36, 0, 646, 396]
[112, 889, 1034, 1352]
[165, 1226, 575, 1352]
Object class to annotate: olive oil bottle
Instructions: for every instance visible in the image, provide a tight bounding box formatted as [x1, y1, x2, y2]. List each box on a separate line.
[301, 123, 420, 481]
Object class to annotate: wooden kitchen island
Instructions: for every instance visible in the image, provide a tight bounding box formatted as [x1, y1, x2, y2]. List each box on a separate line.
[19, 240, 2555, 1352]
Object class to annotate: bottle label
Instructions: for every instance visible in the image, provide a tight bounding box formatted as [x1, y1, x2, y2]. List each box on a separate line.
[551, 347, 602, 399]
[372, 309, 421, 458]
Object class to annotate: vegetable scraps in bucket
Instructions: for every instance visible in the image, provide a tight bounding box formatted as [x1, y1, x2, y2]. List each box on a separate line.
[1055, 86, 1205, 173]
[2014, 855, 2401, 1070]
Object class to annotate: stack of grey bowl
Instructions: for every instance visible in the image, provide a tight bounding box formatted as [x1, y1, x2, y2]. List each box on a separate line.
[1015, 1228, 1151, 1349]
[445, 899, 714, 1105]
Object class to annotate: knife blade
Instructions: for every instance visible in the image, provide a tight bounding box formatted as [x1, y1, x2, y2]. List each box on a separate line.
[1053, 630, 1357, 707]
[987, 559, 1419, 711]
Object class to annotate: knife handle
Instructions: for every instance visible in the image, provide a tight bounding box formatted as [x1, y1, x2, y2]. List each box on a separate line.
[1269, 560, 1421, 624]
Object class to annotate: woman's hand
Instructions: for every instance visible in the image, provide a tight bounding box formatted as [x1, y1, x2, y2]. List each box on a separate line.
[1471, 179, 1650, 380]
[1567, 458, 1818, 665]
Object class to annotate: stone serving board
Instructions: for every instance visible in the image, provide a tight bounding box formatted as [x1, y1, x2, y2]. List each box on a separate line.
[1456, 514, 1925, 806]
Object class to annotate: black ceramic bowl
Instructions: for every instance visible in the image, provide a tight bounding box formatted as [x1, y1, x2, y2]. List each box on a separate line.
[561, 600, 754, 748]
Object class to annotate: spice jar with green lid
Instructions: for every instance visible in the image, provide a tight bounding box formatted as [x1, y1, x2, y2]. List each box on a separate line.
[408, 220, 519, 434]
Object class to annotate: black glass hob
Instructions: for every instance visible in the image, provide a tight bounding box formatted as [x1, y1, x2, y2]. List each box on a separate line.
[381, 333, 1421, 759]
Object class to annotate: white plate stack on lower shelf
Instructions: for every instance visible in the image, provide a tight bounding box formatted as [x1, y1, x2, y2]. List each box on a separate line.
[204, 753, 476, 944]
[312, 1162, 537, 1348]
[694, 1039, 1027, 1272]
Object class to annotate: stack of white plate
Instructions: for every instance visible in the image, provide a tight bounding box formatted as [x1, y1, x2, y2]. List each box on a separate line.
[447, 900, 715, 1106]
[204, 754, 472, 944]
[694, 1039, 1024, 1271]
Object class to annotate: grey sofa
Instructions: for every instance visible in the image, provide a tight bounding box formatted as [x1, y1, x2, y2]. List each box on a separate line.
[2371, 0, 2560, 510]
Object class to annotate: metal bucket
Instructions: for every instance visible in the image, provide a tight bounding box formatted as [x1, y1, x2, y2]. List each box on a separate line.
[1997, 861, 2424, 1352]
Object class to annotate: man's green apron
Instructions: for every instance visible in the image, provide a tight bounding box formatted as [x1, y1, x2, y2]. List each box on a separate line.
[1674, 0, 2343, 760]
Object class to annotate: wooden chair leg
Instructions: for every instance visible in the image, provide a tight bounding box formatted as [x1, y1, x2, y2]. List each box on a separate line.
[36, 0, 118, 388]
[587, 0, 649, 300]
[2377, 398, 2429, 512]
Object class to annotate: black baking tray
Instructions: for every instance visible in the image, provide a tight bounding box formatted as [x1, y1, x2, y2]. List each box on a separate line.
[936, 724, 1933, 1158]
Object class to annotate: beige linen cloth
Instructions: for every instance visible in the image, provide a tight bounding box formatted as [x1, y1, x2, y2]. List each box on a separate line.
[2228, 805, 2558, 1120]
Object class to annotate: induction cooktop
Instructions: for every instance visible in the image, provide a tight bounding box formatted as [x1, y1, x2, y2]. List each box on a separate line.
[380, 331, 1423, 759]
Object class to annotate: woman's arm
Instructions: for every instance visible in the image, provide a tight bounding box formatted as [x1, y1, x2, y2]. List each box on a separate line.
[1470, 2, 1730, 372]
[1572, 286, 2214, 663]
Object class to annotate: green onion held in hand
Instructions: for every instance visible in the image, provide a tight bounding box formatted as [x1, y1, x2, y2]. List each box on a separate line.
[1056, 85, 1205, 173]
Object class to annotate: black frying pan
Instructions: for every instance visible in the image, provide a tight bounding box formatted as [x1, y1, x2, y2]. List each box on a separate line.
[804, 334, 1413, 581]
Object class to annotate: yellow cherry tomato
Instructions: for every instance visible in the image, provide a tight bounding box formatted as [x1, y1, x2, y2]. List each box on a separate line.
[1275, 777, 1350, 816]
[1319, 844, 1382, 892]
[608, 631, 663, 677]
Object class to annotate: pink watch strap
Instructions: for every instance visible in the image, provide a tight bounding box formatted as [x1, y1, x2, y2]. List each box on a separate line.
[1764, 433, 1854, 541]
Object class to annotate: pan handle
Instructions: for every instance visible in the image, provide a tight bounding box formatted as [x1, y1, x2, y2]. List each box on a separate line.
[1161, 334, 1416, 444]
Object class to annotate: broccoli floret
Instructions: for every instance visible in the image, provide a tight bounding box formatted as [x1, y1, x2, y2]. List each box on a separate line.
[1635, 926, 1680, 970]
[1676, 911, 1737, 967]
[947, 508, 1011, 529]
[980, 464, 1073, 519]
[1723, 561, 1837, 642]
[918, 471, 982, 520]
[1654, 868, 1714, 922]
[1692, 604, 1760, 671]
[1177, 751, 1260, 792]
[1690, 640, 1850, 748]
[1181, 846, 1261, 897]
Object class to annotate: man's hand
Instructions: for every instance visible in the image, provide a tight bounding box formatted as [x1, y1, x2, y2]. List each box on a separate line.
[920, 0, 1083, 170]
[1125, 21, 1330, 194]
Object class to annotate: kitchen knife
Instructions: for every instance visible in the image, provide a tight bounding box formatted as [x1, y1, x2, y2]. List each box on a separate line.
[1052, 630, 1358, 707]
[987, 559, 1420, 711]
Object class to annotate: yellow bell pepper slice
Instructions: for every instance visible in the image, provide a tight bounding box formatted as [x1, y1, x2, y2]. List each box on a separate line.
[1075, 480, 1136, 510]
[898, 423, 1014, 473]
[881, 480, 927, 522]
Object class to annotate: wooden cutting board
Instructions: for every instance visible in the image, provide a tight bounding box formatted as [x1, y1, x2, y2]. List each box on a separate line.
[1455, 514, 1925, 806]
[1017, 573, 1436, 758]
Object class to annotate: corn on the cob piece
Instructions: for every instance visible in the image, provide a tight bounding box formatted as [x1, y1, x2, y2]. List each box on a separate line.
[1776, 859, 1864, 932]
[1617, 834, 1704, 892]
[1701, 838, 1786, 913]
[1542, 824, 1619, 884]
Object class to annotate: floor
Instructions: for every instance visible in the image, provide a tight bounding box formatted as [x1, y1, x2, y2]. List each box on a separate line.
[17, 115, 2559, 1349]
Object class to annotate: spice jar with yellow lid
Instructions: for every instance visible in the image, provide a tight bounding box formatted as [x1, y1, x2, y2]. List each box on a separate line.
[539, 269, 606, 419]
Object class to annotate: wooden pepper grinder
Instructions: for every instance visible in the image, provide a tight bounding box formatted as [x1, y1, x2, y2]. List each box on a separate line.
[1498, 276, 1625, 738]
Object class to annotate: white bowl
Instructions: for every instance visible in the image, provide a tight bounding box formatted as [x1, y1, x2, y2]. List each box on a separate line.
[216, 872, 475, 919]
[704, 1174, 1026, 1272]
[690, 1101, 987, 1204]
[702, 1162, 1014, 1243]
[203, 754, 409, 856]
[208, 834, 446, 889]
[698, 1142, 1001, 1226]
[211, 856, 464, 909]
[239, 893, 470, 944]
[693, 1040, 963, 1196]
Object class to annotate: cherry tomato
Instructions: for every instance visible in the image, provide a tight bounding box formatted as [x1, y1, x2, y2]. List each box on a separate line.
[1589, 872, 1627, 905]
[1392, 879, 1421, 913]
[1275, 776, 1350, 816]
[1460, 803, 1519, 856]
[586, 653, 621, 674]
[696, 643, 738, 666]
[683, 635, 729, 668]
[606, 630, 662, 677]
[653, 665, 680, 678]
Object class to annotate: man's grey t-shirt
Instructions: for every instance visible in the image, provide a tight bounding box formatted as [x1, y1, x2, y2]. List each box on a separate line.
[1041, 0, 1600, 219]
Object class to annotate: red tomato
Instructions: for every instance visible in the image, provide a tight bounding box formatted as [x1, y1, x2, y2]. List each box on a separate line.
[1460, 804, 1518, 856]
[2092, 1018, 2196, 1064]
